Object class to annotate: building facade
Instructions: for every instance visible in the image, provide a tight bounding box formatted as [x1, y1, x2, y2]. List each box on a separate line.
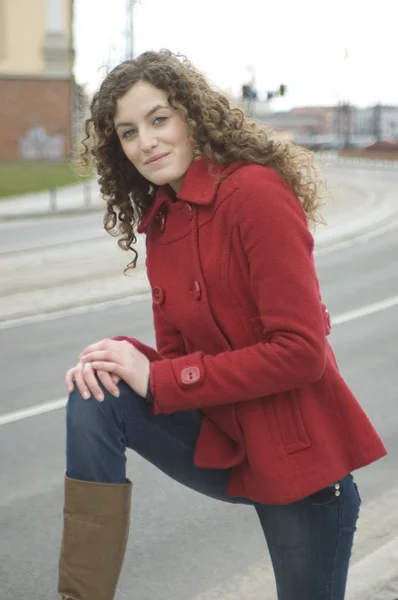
[0, 0, 79, 160]
[253, 104, 398, 149]
[353, 105, 398, 141]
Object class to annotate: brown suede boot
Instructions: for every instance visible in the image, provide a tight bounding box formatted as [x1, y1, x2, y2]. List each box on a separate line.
[58, 476, 132, 600]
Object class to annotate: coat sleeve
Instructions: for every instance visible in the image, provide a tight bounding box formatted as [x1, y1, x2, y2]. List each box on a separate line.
[113, 303, 186, 362]
[150, 168, 328, 415]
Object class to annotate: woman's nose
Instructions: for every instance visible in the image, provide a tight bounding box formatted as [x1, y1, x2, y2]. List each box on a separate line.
[140, 131, 157, 152]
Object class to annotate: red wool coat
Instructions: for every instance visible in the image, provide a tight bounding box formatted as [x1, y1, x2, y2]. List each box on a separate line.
[118, 158, 386, 504]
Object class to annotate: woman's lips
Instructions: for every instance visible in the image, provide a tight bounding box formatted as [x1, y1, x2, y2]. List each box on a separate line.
[145, 152, 169, 165]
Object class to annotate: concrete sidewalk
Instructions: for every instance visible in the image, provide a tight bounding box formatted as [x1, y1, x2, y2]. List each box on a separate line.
[0, 179, 102, 220]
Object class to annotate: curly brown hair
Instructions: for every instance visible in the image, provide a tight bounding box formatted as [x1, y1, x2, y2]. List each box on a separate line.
[79, 49, 326, 271]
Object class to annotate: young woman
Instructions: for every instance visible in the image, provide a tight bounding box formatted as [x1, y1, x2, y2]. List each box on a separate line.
[59, 50, 386, 600]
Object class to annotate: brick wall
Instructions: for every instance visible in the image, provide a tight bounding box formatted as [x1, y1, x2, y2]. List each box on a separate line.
[0, 76, 74, 160]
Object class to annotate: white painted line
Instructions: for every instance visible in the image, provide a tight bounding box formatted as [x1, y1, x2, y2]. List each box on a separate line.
[0, 398, 66, 426]
[1, 293, 398, 428]
[332, 294, 398, 326]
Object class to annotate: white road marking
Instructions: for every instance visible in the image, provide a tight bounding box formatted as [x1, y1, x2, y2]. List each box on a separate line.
[332, 294, 398, 325]
[0, 398, 66, 426]
[1, 293, 397, 428]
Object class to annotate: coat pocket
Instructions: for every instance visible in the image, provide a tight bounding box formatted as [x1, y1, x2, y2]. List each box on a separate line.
[269, 390, 311, 454]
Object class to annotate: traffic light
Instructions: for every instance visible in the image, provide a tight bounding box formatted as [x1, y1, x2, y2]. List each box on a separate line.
[266, 85, 287, 101]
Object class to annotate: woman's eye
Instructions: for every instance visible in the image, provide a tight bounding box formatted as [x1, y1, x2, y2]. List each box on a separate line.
[153, 116, 168, 126]
[121, 129, 135, 139]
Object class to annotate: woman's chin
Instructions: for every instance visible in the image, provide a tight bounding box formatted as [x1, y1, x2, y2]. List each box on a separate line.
[147, 173, 180, 188]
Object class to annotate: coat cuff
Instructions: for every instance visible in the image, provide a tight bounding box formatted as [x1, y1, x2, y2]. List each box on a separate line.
[150, 354, 205, 415]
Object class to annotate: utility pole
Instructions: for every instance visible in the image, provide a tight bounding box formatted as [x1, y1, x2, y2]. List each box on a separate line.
[243, 65, 256, 117]
[343, 103, 351, 148]
[126, 0, 136, 60]
[341, 47, 351, 148]
[372, 103, 382, 142]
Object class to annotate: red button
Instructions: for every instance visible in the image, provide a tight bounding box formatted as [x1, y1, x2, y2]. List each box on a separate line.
[181, 366, 201, 385]
[184, 203, 193, 221]
[190, 281, 201, 301]
[160, 214, 166, 233]
[152, 286, 165, 305]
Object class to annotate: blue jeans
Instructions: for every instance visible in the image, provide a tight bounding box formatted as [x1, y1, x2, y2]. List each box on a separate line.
[66, 381, 361, 600]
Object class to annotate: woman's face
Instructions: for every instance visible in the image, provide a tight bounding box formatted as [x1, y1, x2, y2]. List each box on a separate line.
[114, 81, 193, 192]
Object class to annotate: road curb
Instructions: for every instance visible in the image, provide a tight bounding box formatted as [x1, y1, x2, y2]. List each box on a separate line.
[0, 205, 103, 222]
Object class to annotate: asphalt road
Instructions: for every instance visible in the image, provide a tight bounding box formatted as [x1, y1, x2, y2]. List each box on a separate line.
[0, 212, 107, 254]
[0, 217, 398, 599]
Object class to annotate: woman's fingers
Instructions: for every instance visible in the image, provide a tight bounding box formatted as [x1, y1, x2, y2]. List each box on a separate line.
[96, 370, 120, 398]
[81, 350, 115, 364]
[80, 338, 110, 358]
[65, 368, 75, 393]
[66, 366, 119, 400]
[111, 373, 121, 385]
[73, 362, 92, 400]
[83, 363, 105, 402]
[73, 362, 103, 402]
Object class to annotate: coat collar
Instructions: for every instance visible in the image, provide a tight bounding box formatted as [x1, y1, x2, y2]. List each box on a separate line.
[137, 158, 242, 234]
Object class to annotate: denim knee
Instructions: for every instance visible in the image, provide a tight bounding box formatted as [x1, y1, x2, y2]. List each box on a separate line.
[67, 388, 99, 428]
[67, 387, 124, 443]
[67, 381, 150, 436]
[66, 387, 128, 483]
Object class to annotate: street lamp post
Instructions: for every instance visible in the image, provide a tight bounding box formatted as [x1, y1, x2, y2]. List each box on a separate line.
[128, 0, 134, 59]
[342, 48, 351, 149]
[126, 0, 140, 60]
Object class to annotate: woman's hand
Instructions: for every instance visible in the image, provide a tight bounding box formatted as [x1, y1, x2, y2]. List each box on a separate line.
[65, 360, 121, 403]
[79, 338, 150, 399]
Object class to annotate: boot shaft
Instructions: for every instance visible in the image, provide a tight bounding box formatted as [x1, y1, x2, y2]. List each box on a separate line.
[58, 476, 132, 600]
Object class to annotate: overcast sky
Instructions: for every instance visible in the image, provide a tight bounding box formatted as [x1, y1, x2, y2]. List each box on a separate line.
[74, 0, 397, 109]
